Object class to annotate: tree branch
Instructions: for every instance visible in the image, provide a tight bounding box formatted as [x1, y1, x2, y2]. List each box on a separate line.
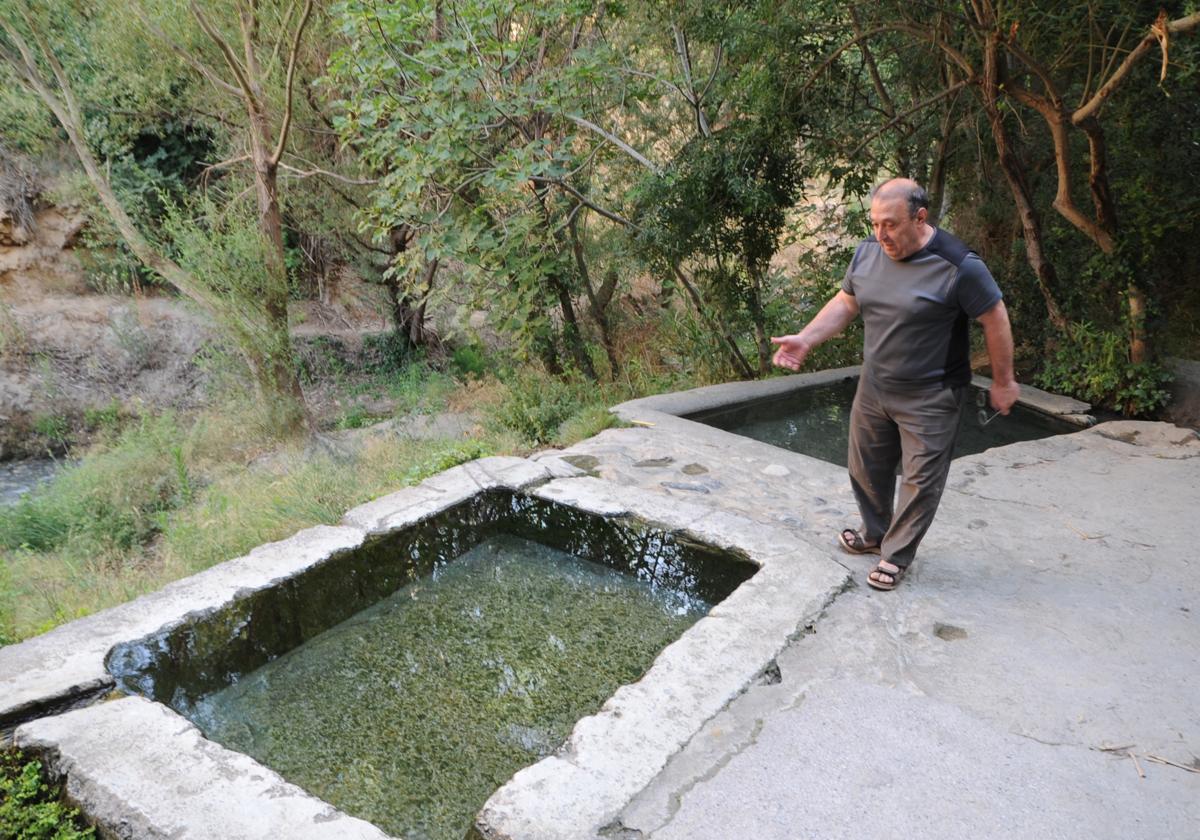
[528, 176, 637, 229]
[270, 0, 313, 166]
[563, 114, 660, 175]
[131, 7, 241, 97]
[189, 1, 260, 109]
[0, 17, 223, 316]
[278, 161, 378, 185]
[1074, 11, 1200, 124]
[851, 78, 969, 156]
[849, 6, 896, 119]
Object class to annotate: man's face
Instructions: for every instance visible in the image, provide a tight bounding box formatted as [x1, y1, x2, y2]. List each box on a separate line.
[870, 196, 927, 261]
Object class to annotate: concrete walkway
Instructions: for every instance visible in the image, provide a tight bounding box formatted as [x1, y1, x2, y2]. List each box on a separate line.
[545, 419, 1199, 839]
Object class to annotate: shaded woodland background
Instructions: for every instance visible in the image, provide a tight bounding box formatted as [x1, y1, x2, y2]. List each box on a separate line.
[2, 0, 1196, 427]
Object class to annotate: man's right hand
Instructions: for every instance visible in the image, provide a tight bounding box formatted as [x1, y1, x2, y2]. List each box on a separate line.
[770, 335, 810, 371]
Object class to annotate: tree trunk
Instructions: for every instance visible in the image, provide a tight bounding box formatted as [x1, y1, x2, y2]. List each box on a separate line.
[746, 265, 771, 375]
[568, 215, 620, 376]
[980, 31, 1068, 333]
[671, 263, 755, 379]
[549, 274, 598, 380]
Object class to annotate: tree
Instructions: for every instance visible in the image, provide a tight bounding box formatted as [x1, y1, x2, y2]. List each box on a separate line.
[331, 0, 649, 379]
[840, 1, 1200, 370]
[0, 1, 320, 433]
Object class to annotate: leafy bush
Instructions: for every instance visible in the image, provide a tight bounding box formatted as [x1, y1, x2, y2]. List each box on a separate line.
[1035, 322, 1173, 416]
[0, 751, 95, 839]
[403, 440, 494, 484]
[336, 405, 380, 430]
[82, 401, 124, 435]
[554, 405, 617, 446]
[486, 370, 588, 445]
[450, 343, 489, 379]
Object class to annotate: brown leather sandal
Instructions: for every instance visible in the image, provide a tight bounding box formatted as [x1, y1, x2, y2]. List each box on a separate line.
[867, 560, 906, 591]
[838, 528, 881, 555]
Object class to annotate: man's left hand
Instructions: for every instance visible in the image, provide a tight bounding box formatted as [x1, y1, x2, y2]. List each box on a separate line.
[990, 380, 1020, 415]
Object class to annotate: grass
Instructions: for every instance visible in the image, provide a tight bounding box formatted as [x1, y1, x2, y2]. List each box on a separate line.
[0, 427, 500, 643]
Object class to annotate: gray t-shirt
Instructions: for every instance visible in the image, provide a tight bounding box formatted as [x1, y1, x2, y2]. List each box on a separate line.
[841, 228, 1002, 391]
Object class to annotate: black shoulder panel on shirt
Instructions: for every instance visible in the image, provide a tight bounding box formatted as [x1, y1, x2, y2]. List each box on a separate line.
[924, 229, 971, 267]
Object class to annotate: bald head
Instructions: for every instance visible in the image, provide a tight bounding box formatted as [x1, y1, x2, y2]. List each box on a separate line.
[869, 178, 935, 260]
[871, 178, 930, 220]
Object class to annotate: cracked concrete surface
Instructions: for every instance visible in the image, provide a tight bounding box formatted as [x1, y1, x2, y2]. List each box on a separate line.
[549, 418, 1200, 839]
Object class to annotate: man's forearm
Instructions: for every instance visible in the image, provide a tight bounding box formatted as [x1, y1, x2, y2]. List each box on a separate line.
[797, 292, 859, 350]
[978, 301, 1015, 384]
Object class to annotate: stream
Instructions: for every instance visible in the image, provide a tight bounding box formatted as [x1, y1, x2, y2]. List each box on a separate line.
[0, 458, 63, 506]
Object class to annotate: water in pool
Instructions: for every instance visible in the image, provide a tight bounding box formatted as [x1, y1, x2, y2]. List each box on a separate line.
[688, 377, 1077, 466]
[190, 533, 709, 840]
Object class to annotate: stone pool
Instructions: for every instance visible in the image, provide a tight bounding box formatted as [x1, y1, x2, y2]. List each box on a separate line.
[611, 366, 1093, 469]
[2, 457, 846, 840]
[684, 375, 1081, 466]
[106, 490, 755, 840]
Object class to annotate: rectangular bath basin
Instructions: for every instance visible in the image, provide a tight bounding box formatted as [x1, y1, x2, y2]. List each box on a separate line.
[106, 489, 757, 840]
[685, 376, 1080, 467]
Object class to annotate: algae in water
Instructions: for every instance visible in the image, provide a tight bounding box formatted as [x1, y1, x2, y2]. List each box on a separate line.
[192, 534, 708, 840]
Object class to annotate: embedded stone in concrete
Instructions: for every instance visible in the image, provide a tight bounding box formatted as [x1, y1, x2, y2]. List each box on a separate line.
[526, 451, 591, 479]
[530, 476, 714, 530]
[660, 481, 710, 493]
[15, 696, 390, 840]
[761, 464, 790, 477]
[556, 453, 602, 472]
[634, 456, 675, 468]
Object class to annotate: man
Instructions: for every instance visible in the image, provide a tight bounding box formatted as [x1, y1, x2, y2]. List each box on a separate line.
[771, 178, 1019, 590]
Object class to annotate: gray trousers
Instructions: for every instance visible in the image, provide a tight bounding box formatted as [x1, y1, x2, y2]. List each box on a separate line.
[847, 375, 967, 569]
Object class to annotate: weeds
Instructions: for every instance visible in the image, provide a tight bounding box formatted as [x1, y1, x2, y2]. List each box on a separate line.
[0, 750, 95, 840]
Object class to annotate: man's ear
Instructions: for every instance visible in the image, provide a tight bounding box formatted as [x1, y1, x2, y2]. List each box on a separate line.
[915, 207, 928, 224]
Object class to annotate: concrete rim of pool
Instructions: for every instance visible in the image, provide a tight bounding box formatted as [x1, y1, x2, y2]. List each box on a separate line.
[611, 365, 1094, 439]
[1, 454, 849, 840]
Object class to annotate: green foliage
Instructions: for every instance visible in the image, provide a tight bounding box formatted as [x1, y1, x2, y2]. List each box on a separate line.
[160, 192, 305, 433]
[555, 404, 618, 445]
[403, 440, 495, 484]
[336, 405, 381, 430]
[82, 400, 124, 435]
[485, 370, 591, 445]
[1035, 323, 1173, 417]
[30, 415, 69, 445]
[0, 752, 95, 840]
[451, 343, 489, 379]
[328, 0, 640, 372]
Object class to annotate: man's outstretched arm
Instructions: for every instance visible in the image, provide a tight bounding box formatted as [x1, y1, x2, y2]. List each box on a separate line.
[770, 291, 860, 371]
[977, 300, 1020, 413]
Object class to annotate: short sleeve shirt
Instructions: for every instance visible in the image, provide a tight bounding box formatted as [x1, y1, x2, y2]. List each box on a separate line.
[841, 228, 1002, 391]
